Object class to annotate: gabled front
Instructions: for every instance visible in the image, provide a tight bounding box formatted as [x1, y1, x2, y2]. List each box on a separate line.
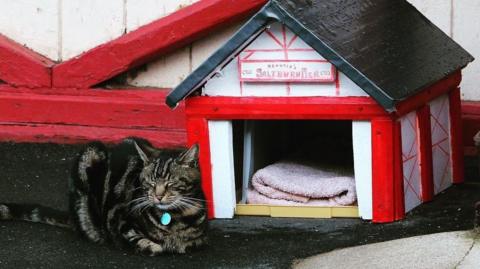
[201, 22, 370, 98]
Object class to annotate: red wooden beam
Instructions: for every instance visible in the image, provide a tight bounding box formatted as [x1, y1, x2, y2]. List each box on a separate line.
[450, 88, 465, 184]
[462, 101, 480, 117]
[0, 123, 186, 148]
[394, 71, 462, 117]
[462, 101, 480, 154]
[185, 96, 390, 120]
[52, 0, 267, 88]
[393, 120, 405, 221]
[0, 86, 185, 130]
[186, 118, 215, 219]
[0, 86, 187, 147]
[0, 34, 54, 88]
[371, 118, 404, 223]
[416, 105, 434, 202]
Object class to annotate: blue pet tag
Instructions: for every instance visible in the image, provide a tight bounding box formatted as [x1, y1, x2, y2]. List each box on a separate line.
[160, 212, 172, 226]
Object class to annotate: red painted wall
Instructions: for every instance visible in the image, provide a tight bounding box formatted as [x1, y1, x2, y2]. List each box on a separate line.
[0, 0, 478, 152]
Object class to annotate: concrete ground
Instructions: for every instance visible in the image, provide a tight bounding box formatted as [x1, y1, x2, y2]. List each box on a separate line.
[294, 231, 480, 269]
[0, 142, 479, 269]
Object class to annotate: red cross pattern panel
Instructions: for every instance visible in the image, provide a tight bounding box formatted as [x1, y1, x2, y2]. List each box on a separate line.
[201, 23, 369, 97]
[400, 111, 423, 212]
[429, 94, 453, 194]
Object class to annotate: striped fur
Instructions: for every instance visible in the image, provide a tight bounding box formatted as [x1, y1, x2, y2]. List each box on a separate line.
[1, 138, 207, 255]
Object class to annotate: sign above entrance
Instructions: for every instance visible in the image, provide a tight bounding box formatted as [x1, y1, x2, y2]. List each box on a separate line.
[239, 60, 336, 83]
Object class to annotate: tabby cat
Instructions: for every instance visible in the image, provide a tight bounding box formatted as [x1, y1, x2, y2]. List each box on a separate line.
[0, 138, 207, 255]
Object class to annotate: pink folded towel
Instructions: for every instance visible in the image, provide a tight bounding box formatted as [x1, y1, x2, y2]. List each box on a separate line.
[246, 161, 357, 206]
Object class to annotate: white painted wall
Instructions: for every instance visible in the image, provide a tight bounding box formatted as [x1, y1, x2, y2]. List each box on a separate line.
[61, 0, 125, 61]
[0, 0, 478, 99]
[0, 0, 60, 60]
[125, 0, 199, 88]
[452, 1, 480, 100]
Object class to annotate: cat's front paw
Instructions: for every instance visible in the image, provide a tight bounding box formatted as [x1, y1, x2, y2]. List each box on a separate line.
[175, 247, 187, 254]
[182, 236, 207, 253]
[135, 239, 165, 256]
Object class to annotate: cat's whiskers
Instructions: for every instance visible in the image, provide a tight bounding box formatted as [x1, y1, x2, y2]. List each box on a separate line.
[129, 198, 154, 215]
[183, 197, 206, 202]
[170, 199, 184, 211]
[139, 202, 153, 214]
[164, 197, 189, 212]
[129, 202, 145, 214]
[182, 196, 212, 205]
[127, 196, 147, 205]
[125, 186, 143, 194]
[177, 197, 203, 210]
[181, 197, 204, 206]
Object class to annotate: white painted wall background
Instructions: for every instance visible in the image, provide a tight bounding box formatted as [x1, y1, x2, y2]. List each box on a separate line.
[0, 0, 478, 99]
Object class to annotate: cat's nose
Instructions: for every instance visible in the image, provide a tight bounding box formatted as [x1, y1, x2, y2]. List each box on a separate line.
[155, 184, 166, 196]
[160, 194, 171, 203]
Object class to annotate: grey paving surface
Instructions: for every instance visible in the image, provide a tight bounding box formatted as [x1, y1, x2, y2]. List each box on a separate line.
[459, 233, 480, 268]
[294, 231, 480, 269]
[0, 142, 479, 269]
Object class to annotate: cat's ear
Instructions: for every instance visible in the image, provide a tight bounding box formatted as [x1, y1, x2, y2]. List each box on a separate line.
[134, 141, 150, 164]
[177, 144, 199, 166]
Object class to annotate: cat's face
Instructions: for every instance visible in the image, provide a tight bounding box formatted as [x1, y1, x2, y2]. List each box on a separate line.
[135, 144, 201, 212]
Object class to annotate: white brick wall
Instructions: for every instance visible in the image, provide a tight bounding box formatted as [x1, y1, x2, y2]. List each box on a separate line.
[408, 0, 452, 36]
[452, 0, 480, 100]
[0, 0, 478, 100]
[127, 20, 243, 88]
[127, 48, 192, 88]
[191, 22, 243, 70]
[123, 0, 199, 88]
[61, 0, 125, 61]
[126, 0, 198, 33]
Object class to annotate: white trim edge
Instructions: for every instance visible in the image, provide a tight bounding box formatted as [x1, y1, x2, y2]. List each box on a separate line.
[352, 121, 373, 220]
[208, 120, 236, 218]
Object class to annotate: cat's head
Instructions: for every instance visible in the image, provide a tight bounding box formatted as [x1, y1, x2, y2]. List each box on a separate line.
[133, 142, 202, 212]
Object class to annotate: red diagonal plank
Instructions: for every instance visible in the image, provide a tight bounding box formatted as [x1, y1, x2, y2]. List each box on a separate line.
[0, 34, 54, 87]
[53, 0, 267, 88]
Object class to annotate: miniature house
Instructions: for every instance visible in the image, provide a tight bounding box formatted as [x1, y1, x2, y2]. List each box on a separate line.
[166, 0, 473, 223]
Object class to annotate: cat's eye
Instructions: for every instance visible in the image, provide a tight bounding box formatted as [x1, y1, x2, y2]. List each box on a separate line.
[144, 179, 155, 188]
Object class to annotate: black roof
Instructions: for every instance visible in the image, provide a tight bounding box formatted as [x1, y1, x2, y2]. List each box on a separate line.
[166, 0, 473, 111]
